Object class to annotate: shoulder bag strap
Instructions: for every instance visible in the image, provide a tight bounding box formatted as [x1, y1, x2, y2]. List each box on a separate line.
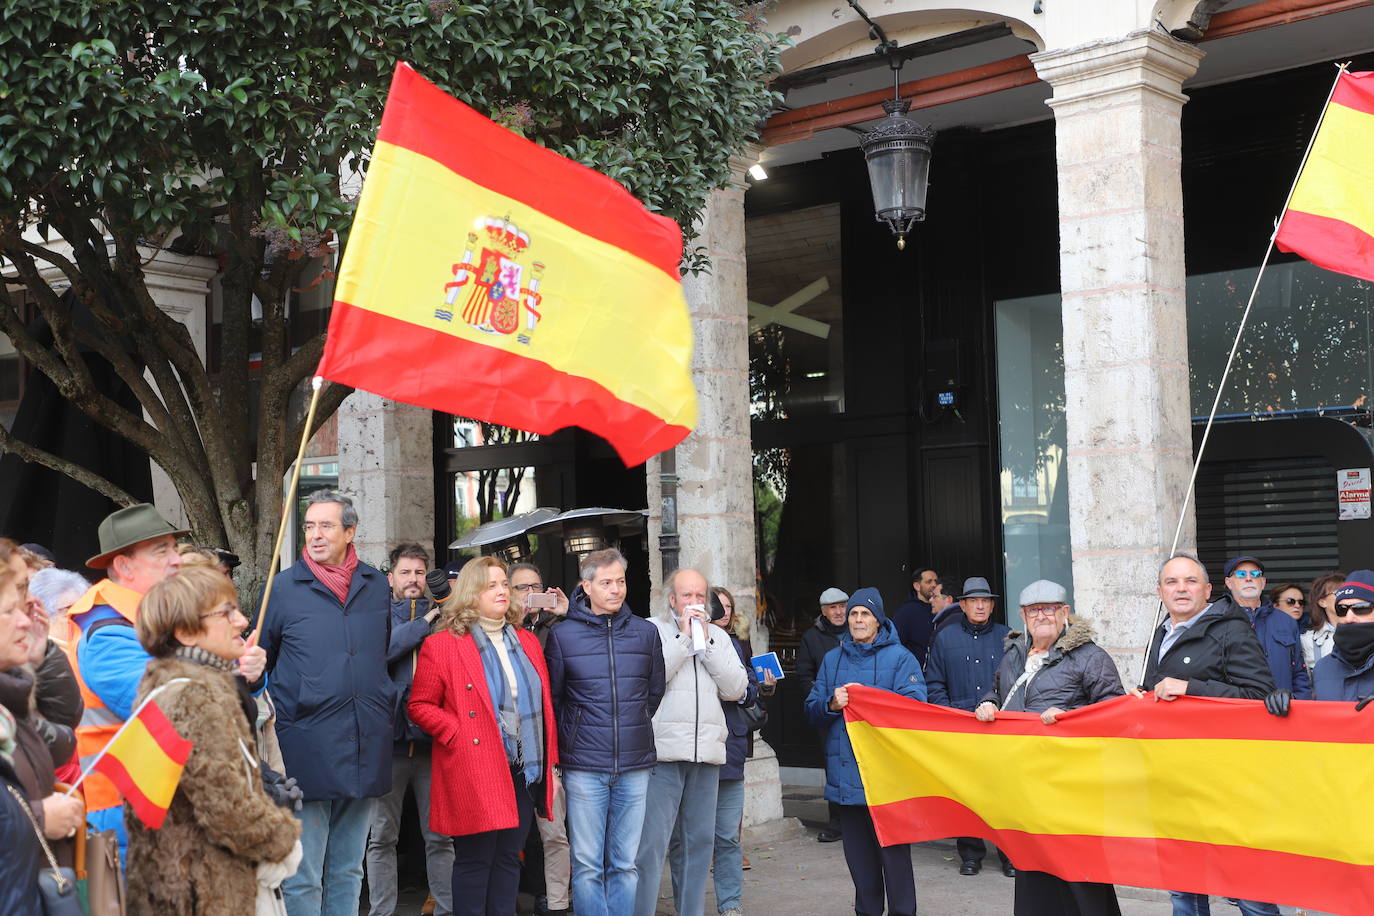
[6, 783, 71, 893]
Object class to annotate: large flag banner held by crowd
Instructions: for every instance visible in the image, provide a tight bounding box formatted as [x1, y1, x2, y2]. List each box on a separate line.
[318, 63, 698, 466]
[1275, 68, 1374, 282]
[844, 686, 1374, 914]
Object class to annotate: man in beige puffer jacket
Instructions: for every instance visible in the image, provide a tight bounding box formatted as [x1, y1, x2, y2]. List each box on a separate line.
[632, 568, 748, 916]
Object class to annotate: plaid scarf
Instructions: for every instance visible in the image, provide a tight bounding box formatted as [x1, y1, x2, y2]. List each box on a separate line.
[0, 703, 13, 764]
[471, 624, 545, 787]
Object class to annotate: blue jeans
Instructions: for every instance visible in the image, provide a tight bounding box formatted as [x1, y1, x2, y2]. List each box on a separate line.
[710, 778, 746, 912]
[635, 761, 721, 916]
[1170, 892, 1281, 916]
[563, 767, 651, 916]
[283, 797, 377, 916]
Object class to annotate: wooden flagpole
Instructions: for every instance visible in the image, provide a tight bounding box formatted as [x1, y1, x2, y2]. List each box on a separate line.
[251, 375, 325, 643]
[1134, 62, 1351, 686]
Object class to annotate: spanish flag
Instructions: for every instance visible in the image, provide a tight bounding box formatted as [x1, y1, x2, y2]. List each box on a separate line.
[845, 685, 1374, 914]
[1275, 69, 1374, 282]
[318, 63, 697, 466]
[86, 693, 193, 829]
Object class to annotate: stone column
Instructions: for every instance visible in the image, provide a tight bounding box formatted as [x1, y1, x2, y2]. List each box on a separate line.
[1031, 32, 1204, 678]
[336, 392, 435, 569]
[644, 151, 758, 623]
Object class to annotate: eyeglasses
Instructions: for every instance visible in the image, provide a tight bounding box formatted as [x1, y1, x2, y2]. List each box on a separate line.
[302, 521, 340, 533]
[1335, 602, 1374, 618]
[199, 604, 240, 622]
[1230, 569, 1264, 579]
[1023, 605, 1063, 618]
[512, 583, 543, 592]
[1280, 597, 1306, 608]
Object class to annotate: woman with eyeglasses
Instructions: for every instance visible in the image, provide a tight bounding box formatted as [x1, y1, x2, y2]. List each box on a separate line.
[408, 556, 558, 916]
[125, 566, 302, 916]
[1313, 571, 1374, 702]
[1302, 572, 1344, 671]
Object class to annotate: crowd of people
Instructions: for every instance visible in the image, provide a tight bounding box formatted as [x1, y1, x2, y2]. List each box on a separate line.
[1, 493, 1369, 916]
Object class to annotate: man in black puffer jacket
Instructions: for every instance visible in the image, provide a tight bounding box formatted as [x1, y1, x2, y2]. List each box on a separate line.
[544, 547, 665, 916]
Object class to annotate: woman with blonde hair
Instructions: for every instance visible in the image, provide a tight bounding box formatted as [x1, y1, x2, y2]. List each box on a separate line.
[409, 556, 558, 916]
[125, 566, 301, 916]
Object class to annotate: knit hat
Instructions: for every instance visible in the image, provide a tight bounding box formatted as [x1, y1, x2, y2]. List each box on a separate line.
[846, 587, 885, 622]
[1018, 579, 1068, 607]
[1333, 569, 1374, 604]
[819, 587, 849, 606]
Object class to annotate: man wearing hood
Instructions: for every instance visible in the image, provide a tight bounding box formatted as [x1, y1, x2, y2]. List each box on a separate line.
[796, 586, 850, 843]
[805, 587, 926, 916]
[925, 576, 1013, 877]
[365, 542, 453, 916]
[544, 548, 665, 916]
[633, 567, 749, 916]
[1313, 570, 1374, 701]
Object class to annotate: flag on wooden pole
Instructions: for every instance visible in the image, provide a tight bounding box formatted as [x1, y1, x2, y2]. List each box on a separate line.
[844, 685, 1374, 915]
[77, 689, 193, 829]
[318, 63, 697, 466]
[1275, 69, 1374, 281]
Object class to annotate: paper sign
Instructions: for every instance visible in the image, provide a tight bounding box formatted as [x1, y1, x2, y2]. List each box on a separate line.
[752, 651, 784, 681]
[1338, 467, 1371, 520]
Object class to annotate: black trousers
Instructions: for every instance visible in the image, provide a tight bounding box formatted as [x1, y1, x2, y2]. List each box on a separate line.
[451, 778, 535, 916]
[837, 804, 917, 916]
[827, 800, 843, 832]
[957, 836, 1011, 868]
[1013, 869, 1121, 916]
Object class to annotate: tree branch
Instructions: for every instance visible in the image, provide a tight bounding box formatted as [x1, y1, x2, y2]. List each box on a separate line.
[0, 422, 140, 508]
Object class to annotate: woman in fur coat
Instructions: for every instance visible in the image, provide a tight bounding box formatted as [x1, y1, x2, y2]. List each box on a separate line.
[125, 567, 301, 916]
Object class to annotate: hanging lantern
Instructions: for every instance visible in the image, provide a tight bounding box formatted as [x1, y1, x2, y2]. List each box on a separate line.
[860, 98, 935, 250]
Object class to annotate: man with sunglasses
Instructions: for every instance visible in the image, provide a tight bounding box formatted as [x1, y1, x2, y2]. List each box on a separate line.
[1223, 556, 1311, 699]
[1312, 570, 1374, 701]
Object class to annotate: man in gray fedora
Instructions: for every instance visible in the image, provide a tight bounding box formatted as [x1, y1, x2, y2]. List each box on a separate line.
[923, 576, 1013, 877]
[66, 503, 266, 855]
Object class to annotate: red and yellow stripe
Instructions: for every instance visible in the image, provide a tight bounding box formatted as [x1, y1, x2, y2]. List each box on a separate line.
[844, 685, 1374, 914]
[1275, 69, 1374, 282]
[319, 63, 696, 466]
[94, 699, 192, 830]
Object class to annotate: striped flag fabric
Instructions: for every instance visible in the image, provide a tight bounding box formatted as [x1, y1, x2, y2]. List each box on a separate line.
[318, 63, 697, 466]
[1275, 69, 1374, 281]
[90, 695, 193, 829]
[844, 685, 1374, 914]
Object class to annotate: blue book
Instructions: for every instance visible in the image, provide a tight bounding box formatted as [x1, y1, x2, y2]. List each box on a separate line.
[751, 651, 784, 681]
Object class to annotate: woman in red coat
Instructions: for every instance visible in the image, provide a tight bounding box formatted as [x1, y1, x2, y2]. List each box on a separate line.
[409, 556, 558, 916]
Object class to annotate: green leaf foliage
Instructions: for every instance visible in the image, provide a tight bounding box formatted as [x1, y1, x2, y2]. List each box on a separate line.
[0, 0, 783, 263]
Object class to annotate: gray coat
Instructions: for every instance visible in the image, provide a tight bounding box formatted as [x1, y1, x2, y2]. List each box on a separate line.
[984, 618, 1124, 713]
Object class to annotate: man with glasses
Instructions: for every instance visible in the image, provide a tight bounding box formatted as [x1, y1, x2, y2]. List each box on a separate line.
[261, 490, 394, 916]
[1313, 570, 1374, 701]
[513, 562, 570, 644]
[1223, 556, 1311, 699]
[1143, 554, 1281, 916]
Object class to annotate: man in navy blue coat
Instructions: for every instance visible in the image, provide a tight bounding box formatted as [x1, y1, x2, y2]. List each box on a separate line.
[1223, 556, 1312, 699]
[261, 491, 393, 916]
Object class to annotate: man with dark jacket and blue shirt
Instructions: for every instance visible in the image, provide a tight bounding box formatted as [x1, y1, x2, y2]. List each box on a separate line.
[1223, 555, 1312, 699]
[924, 576, 1013, 878]
[892, 567, 939, 666]
[364, 542, 452, 916]
[544, 547, 666, 916]
[261, 491, 394, 916]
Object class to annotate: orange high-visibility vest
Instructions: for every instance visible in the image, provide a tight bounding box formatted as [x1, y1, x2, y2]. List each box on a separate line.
[64, 579, 144, 813]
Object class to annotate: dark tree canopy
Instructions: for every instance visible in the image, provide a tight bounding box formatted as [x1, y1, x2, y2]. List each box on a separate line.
[0, 0, 780, 590]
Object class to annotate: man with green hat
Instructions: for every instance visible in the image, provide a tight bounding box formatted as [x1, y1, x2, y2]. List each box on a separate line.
[64, 504, 264, 855]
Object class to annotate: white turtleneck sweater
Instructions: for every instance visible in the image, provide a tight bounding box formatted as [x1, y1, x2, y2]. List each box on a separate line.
[479, 615, 518, 700]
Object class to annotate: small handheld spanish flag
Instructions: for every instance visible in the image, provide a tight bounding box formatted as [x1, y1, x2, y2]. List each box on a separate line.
[71, 682, 194, 829]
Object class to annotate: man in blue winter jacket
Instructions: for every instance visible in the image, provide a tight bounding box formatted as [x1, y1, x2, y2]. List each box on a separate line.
[544, 547, 665, 916]
[924, 576, 1014, 878]
[363, 542, 452, 916]
[1223, 556, 1312, 699]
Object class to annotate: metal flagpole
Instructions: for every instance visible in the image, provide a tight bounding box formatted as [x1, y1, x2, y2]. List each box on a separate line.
[64, 678, 192, 796]
[251, 374, 326, 643]
[1134, 62, 1350, 687]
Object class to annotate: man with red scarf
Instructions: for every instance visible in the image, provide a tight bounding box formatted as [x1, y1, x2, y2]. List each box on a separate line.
[260, 490, 393, 916]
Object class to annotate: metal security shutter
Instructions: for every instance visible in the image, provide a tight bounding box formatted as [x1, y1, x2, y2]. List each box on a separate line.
[1195, 456, 1340, 587]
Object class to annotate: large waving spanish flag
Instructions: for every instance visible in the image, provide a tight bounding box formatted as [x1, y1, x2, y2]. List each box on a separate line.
[845, 685, 1374, 914]
[318, 63, 696, 466]
[1275, 69, 1374, 282]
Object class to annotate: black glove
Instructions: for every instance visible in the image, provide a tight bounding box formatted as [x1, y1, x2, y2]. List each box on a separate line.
[259, 762, 304, 811]
[1356, 694, 1374, 711]
[1263, 688, 1291, 717]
